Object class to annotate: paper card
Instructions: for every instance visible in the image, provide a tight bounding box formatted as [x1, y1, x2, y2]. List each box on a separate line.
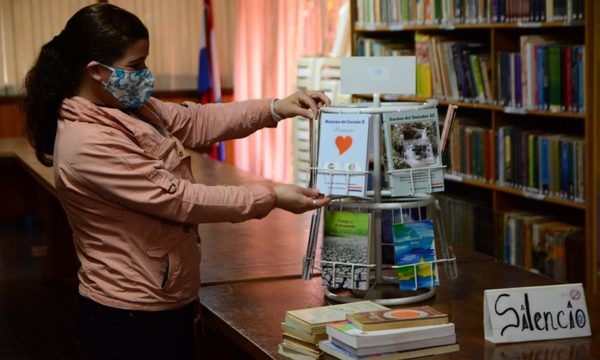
[483, 283, 591, 344]
[315, 112, 371, 197]
[382, 108, 445, 196]
[340, 56, 416, 95]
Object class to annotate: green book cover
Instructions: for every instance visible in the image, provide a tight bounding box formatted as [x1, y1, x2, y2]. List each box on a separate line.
[469, 54, 485, 101]
[549, 45, 562, 112]
[321, 211, 371, 290]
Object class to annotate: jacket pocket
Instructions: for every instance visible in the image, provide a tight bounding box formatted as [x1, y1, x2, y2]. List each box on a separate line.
[145, 168, 178, 194]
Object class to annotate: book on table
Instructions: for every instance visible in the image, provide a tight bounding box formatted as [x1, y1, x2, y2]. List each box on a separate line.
[319, 340, 459, 360]
[284, 300, 389, 335]
[326, 320, 456, 356]
[280, 321, 328, 345]
[280, 334, 322, 359]
[346, 306, 448, 331]
[278, 342, 322, 360]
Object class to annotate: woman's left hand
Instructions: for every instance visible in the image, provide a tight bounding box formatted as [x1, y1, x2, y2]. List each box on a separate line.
[273, 90, 331, 120]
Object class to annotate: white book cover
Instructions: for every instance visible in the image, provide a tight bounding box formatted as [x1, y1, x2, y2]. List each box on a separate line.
[326, 321, 455, 348]
[331, 334, 456, 357]
[316, 112, 372, 197]
[383, 108, 444, 196]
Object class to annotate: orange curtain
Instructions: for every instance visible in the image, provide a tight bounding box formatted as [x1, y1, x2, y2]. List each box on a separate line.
[231, 0, 346, 183]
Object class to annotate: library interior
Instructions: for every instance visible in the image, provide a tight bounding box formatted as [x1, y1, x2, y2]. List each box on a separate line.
[0, 0, 599, 359]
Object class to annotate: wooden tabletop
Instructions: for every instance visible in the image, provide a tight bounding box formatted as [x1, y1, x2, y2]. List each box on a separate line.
[199, 258, 600, 359]
[0, 138, 56, 196]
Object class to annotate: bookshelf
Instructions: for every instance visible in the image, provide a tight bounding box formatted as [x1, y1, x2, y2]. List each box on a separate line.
[348, 0, 599, 291]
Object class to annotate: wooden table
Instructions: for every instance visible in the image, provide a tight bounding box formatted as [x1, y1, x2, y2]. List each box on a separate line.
[0, 138, 323, 283]
[199, 258, 600, 359]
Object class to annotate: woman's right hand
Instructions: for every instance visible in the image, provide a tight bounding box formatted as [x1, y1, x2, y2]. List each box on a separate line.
[273, 184, 331, 214]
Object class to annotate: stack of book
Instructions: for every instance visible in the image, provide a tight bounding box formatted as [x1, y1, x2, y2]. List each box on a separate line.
[278, 301, 390, 360]
[319, 305, 459, 360]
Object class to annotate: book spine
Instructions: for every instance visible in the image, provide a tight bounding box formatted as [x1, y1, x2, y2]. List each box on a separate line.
[539, 136, 549, 194]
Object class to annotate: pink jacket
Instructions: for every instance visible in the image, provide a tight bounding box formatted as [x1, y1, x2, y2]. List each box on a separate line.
[54, 96, 278, 311]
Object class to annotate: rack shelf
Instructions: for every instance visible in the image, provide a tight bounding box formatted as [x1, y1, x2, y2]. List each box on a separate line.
[444, 174, 587, 210]
[354, 21, 585, 32]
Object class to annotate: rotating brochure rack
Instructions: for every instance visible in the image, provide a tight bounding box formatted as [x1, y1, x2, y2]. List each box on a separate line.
[302, 101, 457, 306]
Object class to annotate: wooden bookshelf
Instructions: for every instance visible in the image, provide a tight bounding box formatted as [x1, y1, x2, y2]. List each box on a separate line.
[349, 0, 598, 290]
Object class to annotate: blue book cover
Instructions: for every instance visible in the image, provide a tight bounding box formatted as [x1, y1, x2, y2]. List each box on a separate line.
[560, 139, 569, 198]
[392, 220, 439, 291]
[537, 45, 545, 110]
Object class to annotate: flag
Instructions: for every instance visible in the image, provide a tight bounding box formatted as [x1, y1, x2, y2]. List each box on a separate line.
[198, 0, 224, 160]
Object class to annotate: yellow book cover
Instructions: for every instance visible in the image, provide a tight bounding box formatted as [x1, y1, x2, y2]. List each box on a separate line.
[284, 301, 389, 335]
[346, 306, 448, 331]
[415, 32, 432, 97]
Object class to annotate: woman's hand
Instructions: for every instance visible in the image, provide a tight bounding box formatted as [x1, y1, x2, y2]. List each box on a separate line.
[273, 184, 331, 214]
[273, 90, 331, 119]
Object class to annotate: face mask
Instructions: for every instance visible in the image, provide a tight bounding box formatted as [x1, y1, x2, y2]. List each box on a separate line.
[99, 63, 154, 108]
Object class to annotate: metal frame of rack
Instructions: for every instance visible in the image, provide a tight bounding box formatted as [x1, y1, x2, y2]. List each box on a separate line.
[302, 98, 458, 305]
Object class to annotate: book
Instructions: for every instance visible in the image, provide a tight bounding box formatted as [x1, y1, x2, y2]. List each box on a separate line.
[278, 343, 321, 360]
[319, 340, 459, 360]
[346, 306, 448, 331]
[281, 335, 321, 357]
[326, 320, 456, 349]
[383, 108, 444, 196]
[439, 104, 458, 154]
[392, 220, 439, 291]
[284, 301, 389, 335]
[331, 333, 456, 357]
[321, 210, 372, 290]
[280, 321, 328, 345]
[316, 112, 372, 197]
[279, 341, 322, 359]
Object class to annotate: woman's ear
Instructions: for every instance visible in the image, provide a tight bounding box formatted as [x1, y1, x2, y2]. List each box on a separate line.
[85, 61, 105, 82]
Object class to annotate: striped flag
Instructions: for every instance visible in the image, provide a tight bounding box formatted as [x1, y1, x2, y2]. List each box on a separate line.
[197, 0, 224, 160]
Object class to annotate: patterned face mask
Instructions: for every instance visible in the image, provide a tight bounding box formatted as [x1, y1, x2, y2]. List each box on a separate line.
[99, 63, 154, 108]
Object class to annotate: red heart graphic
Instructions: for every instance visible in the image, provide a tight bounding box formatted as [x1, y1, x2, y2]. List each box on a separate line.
[335, 136, 352, 155]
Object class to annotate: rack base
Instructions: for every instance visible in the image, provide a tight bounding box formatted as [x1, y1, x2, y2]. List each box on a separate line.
[324, 282, 437, 306]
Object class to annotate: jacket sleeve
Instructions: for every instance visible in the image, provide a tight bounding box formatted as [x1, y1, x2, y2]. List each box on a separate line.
[60, 130, 277, 224]
[147, 98, 278, 149]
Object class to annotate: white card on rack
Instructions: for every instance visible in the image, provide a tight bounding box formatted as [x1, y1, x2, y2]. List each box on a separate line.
[316, 113, 372, 197]
[340, 56, 416, 95]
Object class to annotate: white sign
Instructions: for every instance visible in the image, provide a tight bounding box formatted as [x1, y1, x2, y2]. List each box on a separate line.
[484, 284, 591, 344]
[340, 56, 416, 95]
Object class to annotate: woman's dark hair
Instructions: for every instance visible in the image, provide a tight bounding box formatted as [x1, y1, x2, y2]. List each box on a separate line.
[23, 3, 149, 166]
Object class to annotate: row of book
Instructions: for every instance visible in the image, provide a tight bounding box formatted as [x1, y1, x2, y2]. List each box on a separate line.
[355, 0, 585, 27]
[279, 301, 459, 359]
[435, 193, 495, 255]
[356, 34, 586, 114]
[355, 37, 414, 57]
[501, 211, 584, 282]
[435, 193, 585, 282]
[415, 33, 492, 103]
[497, 42, 585, 113]
[446, 121, 586, 202]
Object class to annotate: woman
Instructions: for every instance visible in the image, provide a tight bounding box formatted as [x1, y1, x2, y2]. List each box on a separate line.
[23, 3, 330, 359]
